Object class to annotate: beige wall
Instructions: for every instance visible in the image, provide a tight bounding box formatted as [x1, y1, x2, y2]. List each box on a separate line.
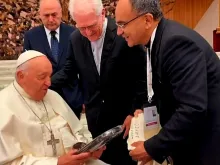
[194, 0, 219, 47]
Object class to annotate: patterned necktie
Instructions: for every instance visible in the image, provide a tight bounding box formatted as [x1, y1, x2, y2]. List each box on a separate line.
[50, 31, 59, 62]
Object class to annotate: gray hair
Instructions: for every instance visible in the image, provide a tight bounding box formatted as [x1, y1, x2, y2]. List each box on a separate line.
[129, 0, 163, 20]
[68, 0, 103, 20]
[15, 62, 29, 80]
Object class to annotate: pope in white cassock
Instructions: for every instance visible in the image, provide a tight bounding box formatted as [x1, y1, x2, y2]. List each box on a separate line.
[0, 50, 107, 165]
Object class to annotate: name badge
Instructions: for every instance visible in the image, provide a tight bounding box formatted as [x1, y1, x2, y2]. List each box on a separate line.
[144, 106, 159, 129]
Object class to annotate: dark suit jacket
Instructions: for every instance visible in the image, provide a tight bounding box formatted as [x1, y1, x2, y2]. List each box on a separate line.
[144, 18, 220, 165]
[23, 23, 83, 112]
[51, 18, 147, 136]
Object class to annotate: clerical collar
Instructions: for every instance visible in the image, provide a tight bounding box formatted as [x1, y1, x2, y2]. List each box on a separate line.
[13, 80, 32, 99]
[144, 26, 157, 51]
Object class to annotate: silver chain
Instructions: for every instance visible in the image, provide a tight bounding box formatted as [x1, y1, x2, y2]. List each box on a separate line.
[13, 82, 53, 134]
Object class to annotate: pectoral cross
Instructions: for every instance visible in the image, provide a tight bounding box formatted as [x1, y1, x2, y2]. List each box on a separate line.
[47, 132, 60, 156]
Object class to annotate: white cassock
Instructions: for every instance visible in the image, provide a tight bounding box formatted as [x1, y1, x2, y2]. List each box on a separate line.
[0, 81, 108, 165]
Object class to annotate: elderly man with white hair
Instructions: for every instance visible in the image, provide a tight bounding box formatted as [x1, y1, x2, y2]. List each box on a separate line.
[0, 50, 107, 165]
[51, 0, 147, 164]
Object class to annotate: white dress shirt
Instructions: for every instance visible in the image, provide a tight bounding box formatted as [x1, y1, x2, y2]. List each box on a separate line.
[44, 26, 60, 48]
[90, 18, 108, 75]
[146, 27, 157, 102]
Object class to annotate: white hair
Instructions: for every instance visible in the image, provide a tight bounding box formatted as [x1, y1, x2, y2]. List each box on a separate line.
[15, 62, 29, 80]
[68, 0, 103, 20]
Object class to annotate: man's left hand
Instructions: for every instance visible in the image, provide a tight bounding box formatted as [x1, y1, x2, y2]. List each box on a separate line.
[129, 141, 152, 164]
[122, 115, 133, 139]
[91, 146, 106, 159]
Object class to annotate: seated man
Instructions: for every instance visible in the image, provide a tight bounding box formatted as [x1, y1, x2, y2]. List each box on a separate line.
[0, 50, 106, 165]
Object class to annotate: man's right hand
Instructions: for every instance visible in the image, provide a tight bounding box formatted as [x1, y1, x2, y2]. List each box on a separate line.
[58, 149, 91, 165]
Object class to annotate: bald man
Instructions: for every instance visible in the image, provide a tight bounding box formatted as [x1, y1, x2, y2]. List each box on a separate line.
[23, 0, 83, 119]
[0, 50, 107, 165]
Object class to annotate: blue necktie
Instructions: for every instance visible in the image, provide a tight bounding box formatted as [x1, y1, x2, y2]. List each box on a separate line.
[50, 31, 59, 61]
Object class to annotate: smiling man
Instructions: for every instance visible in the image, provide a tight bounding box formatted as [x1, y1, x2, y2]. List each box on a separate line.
[115, 0, 220, 165]
[50, 0, 147, 164]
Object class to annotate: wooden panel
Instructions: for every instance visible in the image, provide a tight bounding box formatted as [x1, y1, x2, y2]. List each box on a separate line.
[219, 0, 220, 26]
[161, 0, 214, 29]
[161, 0, 175, 20]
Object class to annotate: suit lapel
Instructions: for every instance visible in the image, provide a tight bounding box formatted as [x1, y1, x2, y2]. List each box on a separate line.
[151, 18, 167, 69]
[100, 18, 116, 78]
[151, 18, 167, 107]
[81, 18, 116, 82]
[83, 38, 100, 81]
[57, 23, 65, 67]
[40, 26, 57, 65]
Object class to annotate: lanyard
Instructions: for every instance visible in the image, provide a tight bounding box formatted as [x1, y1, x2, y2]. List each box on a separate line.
[146, 47, 154, 103]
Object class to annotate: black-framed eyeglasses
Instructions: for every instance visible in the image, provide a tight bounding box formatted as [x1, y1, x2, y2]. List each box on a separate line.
[116, 12, 148, 29]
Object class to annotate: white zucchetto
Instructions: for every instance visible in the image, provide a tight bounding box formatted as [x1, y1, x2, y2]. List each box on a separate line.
[16, 50, 46, 67]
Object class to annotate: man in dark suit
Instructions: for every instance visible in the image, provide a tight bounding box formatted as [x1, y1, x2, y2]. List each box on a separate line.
[51, 0, 147, 164]
[115, 0, 220, 165]
[23, 0, 83, 118]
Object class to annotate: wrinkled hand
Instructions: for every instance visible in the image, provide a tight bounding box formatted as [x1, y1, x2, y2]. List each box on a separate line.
[129, 141, 152, 164]
[58, 149, 91, 165]
[134, 109, 143, 118]
[122, 115, 133, 139]
[91, 146, 106, 159]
